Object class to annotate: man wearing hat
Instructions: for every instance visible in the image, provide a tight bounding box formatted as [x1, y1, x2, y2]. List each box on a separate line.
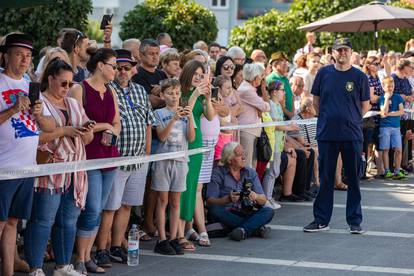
[0, 33, 55, 275]
[266, 52, 295, 119]
[303, 38, 370, 234]
[94, 49, 157, 266]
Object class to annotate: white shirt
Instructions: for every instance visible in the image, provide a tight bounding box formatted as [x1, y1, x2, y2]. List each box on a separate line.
[0, 73, 50, 169]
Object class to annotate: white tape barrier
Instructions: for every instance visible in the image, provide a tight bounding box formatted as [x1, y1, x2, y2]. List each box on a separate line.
[220, 118, 317, 131]
[0, 147, 210, 180]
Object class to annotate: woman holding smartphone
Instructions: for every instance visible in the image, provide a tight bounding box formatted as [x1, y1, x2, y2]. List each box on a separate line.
[25, 58, 94, 276]
[69, 48, 121, 274]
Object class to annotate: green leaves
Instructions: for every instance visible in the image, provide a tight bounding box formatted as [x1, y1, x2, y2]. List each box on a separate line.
[0, 0, 92, 53]
[229, 0, 414, 58]
[119, 0, 218, 50]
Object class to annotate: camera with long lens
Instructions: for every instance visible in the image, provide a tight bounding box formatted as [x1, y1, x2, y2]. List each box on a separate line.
[240, 178, 254, 214]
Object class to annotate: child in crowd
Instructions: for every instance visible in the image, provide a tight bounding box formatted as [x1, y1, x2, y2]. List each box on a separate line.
[213, 75, 243, 160]
[151, 78, 196, 255]
[379, 76, 406, 180]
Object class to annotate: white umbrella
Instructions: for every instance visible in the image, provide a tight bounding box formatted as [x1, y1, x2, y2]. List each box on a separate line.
[298, 1, 414, 49]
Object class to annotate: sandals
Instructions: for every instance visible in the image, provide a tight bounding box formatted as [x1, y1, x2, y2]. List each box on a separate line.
[185, 228, 200, 242]
[198, 232, 211, 247]
[74, 261, 88, 275]
[335, 182, 348, 191]
[85, 260, 105, 274]
[138, 230, 152, 241]
[178, 237, 196, 252]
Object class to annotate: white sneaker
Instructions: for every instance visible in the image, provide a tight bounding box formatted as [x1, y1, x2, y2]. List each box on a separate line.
[266, 199, 282, 210]
[53, 264, 84, 276]
[29, 269, 46, 276]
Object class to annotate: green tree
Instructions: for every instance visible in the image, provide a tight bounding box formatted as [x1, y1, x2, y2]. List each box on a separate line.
[120, 0, 218, 50]
[86, 20, 104, 43]
[0, 0, 92, 52]
[230, 0, 414, 57]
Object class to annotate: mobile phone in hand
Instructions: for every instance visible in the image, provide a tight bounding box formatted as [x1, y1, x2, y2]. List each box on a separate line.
[28, 82, 41, 106]
[179, 97, 188, 108]
[211, 87, 219, 100]
[100, 14, 113, 30]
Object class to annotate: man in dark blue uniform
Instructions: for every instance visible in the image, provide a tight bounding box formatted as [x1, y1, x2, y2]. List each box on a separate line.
[303, 38, 370, 234]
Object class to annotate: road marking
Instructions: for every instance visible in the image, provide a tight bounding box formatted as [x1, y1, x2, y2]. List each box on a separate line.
[383, 182, 414, 188]
[140, 250, 414, 274]
[280, 202, 414, 212]
[269, 224, 414, 238]
[360, 187, 414, 193]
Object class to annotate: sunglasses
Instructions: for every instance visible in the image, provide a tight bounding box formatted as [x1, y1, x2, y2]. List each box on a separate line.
[53, 77, 73, 88]
[371, 62, 380, 66]
[223, 64, 235, 70]
[117, 66, 132, 72]
[73, 31, 84, 49]
[103, 62, 117, 70]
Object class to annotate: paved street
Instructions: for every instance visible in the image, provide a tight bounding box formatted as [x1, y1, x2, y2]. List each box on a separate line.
[19, 175, 414, 276]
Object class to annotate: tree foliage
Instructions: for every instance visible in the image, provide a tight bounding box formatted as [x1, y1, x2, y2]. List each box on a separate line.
[230, 0, 414, 57]
[0, 0, 92, 52]
[120, 0, 218, 50]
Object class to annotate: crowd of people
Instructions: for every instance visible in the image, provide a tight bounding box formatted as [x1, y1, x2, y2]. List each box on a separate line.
[0, 25, 414, 276]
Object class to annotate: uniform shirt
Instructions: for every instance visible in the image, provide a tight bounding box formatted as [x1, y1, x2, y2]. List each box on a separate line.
[206, 165, 264, 208]
[266, 71, 293, 113]
[379, 93, 404, 128]
[0, 73, 50, 169]
[131, 67, 167, 96]
[110, 81, 156, 171]
[311, 65, 370, 141]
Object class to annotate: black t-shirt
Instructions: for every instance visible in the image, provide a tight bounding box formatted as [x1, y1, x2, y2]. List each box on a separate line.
[131, 67, 167, 94]
[73, 66, 86, 83]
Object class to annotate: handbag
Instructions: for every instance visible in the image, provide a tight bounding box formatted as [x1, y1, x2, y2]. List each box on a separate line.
[256, 128, 272, 162]
[36, 150, 53, 164]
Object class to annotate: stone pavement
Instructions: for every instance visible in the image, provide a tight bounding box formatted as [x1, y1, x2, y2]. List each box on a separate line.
[17, 175, 414, 276]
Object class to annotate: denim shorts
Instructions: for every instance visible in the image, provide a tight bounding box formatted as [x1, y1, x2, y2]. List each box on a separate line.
[379, 127, 402, 150]
[0, 177, 34, 221]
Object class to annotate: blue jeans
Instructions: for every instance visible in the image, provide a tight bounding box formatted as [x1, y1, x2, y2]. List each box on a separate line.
[77, 169, 116, 237]
[25, 184, 81, 268]
[208, 205, 274, 236]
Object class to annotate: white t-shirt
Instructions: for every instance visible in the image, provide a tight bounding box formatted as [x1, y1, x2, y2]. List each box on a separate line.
[303, 71, 316, 93]
[0, 73, 50, 169]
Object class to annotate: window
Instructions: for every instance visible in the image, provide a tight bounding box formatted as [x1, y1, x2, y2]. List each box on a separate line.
[211, 0, 228, 9]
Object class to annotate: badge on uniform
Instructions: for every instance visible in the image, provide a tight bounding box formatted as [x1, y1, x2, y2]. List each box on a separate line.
[346, 81, 354, 92]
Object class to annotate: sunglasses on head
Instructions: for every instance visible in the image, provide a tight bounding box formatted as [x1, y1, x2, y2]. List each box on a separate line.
[117, 65, 132, 72]
[223, 64, 235, 70]
[73, 31, 84, 48]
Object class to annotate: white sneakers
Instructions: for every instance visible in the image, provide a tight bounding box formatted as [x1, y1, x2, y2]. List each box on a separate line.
[29, 269, 46, 276]
[53, 264, 84, 276]
[266, 199, 282, 210]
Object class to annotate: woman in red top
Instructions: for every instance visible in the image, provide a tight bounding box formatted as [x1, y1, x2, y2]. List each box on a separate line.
[69, 48, 121, 274]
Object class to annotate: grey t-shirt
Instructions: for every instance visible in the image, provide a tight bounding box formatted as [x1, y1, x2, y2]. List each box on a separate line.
[154, 107, 195, 161]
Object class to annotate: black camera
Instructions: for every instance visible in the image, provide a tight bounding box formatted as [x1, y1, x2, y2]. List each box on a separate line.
[240, 178, 254, 214]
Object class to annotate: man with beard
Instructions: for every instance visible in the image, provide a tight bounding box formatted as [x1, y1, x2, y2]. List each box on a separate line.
[303, 38, 370, 234]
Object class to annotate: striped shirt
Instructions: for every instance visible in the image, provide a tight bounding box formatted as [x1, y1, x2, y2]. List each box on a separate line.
[292, 113, 317, 147]
[110, 80, 157, 171]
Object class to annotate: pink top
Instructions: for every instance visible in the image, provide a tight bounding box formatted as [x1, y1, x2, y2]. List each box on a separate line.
[201, 115, 220, 139]
[236, 80, 270, 137]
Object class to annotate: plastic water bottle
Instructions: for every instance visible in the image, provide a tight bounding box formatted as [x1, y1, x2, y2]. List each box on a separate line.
[127, 224, 139, 266]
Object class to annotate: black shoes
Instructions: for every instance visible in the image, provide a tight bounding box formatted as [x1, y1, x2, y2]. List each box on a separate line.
[303, 221, 330, 232]
[154, 239, 184, 255]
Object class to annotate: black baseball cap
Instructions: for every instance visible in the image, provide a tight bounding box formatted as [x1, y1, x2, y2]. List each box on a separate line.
[333, 37, 352, 50]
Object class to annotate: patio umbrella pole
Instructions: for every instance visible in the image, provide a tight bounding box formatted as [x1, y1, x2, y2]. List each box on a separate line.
[374, 20, 379, 51]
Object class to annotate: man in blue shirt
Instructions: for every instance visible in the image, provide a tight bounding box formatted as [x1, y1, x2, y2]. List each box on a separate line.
[206, 142, 274, 241]
[379, 76, 405, 180]
[303, 38, 370, 234]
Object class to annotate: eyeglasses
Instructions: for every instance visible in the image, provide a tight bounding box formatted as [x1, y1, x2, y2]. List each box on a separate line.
[103, 62, 117, 70]
[117, 66, 132, 72]
[53, 77, 73, 88]
[223, 64, 235, 70]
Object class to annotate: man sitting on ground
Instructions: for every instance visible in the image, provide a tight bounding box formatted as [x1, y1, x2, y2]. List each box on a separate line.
[205, 142, 275, 241]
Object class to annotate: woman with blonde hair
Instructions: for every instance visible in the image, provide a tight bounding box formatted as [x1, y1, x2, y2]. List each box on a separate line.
[36, 47, 71, 80]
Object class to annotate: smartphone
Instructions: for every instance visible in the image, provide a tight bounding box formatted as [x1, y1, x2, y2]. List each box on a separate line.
[211, 87, 219, 99]
[28, 82, 41, 106]
[80, 120, 96, 131]
[380, 45, 387, 56]
[101, 131, 118, 146]
[100, 14, 113, 30]
[179, 97, 188, 108]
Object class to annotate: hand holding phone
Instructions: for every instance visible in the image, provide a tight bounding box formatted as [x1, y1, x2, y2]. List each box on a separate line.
[100, 14, 113, 30]
[211, 87, 219, 100]
[80, 120, 96, 132]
